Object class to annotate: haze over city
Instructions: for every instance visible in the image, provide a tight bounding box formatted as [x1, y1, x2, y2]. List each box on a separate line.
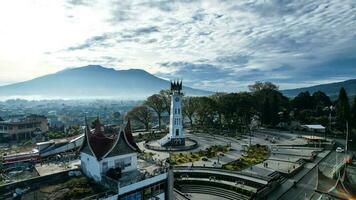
[0, 0, 355, 92]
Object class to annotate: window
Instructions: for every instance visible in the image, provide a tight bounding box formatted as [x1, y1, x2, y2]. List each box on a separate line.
[115, 157, 132, 169]
[176, 129, 179, 136]
[115, 159, 124, 168]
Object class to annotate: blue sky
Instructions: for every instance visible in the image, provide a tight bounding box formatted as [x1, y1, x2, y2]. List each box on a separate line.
[0, 0, 355, 91]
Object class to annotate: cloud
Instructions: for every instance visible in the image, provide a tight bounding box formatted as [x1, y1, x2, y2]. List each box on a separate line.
[2, 0, 355, 92]
[65, 26, 159, 51]
[159, 61, 234, 82]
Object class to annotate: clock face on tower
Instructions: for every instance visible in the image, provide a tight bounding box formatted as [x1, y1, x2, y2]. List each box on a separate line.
[175, 97, 180, 102]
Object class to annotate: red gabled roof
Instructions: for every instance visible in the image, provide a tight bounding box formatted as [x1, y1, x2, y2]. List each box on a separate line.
[80, 118, 140, 160]
[87, 118, 117, 159]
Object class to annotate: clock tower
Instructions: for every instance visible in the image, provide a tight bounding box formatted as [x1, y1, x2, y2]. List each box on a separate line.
[160, 80, 185, 146]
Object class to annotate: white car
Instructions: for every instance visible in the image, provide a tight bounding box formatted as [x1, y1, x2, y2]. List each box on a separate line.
[336, 147, 344, 153]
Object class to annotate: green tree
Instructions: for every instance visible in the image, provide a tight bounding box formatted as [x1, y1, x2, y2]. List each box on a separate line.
[195, 97, 217, 128]
[145, 94, 165, 130]
[350, 97, 356, 129]
[335, 87, 350, 132]
[127, 105, 152, 131]
[252, 86, 288, 127]
[210, 92, 227, 129]
[182, 96, 198, 128]
[312, 91, 331, 116]
[219, 93, 239, 129]
[159, 89, 171, 115]
[292, 91, 313, 110]
[248, 81, 279, 92]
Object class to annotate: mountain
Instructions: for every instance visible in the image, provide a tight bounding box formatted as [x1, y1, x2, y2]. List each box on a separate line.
[0, 65, 211, 100]
[282, 79, 356, 97]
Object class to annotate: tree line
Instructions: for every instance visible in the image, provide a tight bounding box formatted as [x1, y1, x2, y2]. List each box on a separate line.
[127, 81, 356, 138]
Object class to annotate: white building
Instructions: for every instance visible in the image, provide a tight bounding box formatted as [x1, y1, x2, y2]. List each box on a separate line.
[80, 118, 173, 200]
[160, 81, 185, 146]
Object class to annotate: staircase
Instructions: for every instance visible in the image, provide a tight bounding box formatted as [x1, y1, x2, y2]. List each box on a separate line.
[159, 135, 171, 146]
[177, 184, 251, 200]
[174, 188, 191, 200]
[268, 171, 281, 179]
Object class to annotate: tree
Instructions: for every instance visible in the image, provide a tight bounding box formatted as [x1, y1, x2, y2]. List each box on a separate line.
[261, 98, 272, 125]
[159, 89, 171, 115]
[248, 81, 279, 92]
[350, 97, 356, 129]
[292, 91, 313, 110]
[183, 96, 198, 128]
[127, 105, 152, 131]
[219, 93, 240, 129]
[335, 87, 350, 132]
[195, 97, 217, 128]
[210, 92, 227, 128]
[145, 94, 165, 130]
[252, 86, 289, 127]
[312, 91, 331, 116]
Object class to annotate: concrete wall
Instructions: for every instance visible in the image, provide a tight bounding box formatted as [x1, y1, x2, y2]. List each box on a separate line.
[118, 173, 168, 195]
[169, 93, 184, 139]
[80, 152, 102, 181]
[80, 152, 138, 182]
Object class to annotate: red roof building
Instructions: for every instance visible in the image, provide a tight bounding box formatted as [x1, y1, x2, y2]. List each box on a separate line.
[80, 118, 140, 182]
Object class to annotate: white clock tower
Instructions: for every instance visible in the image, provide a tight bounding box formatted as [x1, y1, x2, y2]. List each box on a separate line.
[160, 80, 185, 146]
[169, 81, 184, 141]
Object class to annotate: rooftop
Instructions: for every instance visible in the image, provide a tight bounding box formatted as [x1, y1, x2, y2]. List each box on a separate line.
[80, 118, 139, 160]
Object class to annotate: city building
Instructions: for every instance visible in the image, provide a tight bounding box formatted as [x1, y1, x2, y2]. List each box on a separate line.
[160, 81, 185, 146]
[0, 114, 48, 141]
[80, 118, 173, 200]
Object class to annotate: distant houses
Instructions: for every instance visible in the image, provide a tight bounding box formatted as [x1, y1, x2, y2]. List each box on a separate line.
[0, 114, 48, 141]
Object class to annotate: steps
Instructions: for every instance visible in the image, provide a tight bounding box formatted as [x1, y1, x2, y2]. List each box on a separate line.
[159, 135, 170, 146]
[174, 188, 191, 200]
[177, 184, 251, 200]
[268, 171, 280, 179]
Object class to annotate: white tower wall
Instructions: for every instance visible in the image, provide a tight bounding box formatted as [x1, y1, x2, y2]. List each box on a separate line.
[169, 92, 184, 139]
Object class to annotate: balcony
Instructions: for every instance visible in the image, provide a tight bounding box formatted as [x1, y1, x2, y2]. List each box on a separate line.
[101, 167, 168, 195]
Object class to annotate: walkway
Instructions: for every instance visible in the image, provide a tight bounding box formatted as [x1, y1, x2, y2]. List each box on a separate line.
[267, 150, 331, 199]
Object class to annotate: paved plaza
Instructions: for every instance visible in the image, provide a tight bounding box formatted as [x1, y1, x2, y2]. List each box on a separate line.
[139, 130, 324, 174]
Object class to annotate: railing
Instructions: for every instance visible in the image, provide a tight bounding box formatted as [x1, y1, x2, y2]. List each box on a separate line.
[101, 175, 119, 192]
[101, 167, 169, 192]
[172, 166, 273, 182]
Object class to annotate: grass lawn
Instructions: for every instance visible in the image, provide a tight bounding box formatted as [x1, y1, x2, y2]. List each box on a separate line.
[223, 144, 269, 171]
[170, 145, 230, 165]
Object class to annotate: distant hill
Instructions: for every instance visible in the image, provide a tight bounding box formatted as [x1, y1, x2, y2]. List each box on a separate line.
[0, 65, 211, 100]
[282, 79, 356, 97]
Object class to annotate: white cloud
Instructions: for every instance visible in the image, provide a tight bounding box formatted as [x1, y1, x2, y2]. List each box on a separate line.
[0, 0, 355, 91]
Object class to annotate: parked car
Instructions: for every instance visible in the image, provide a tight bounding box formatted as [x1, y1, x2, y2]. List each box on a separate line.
[336, 147, 344, 153]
